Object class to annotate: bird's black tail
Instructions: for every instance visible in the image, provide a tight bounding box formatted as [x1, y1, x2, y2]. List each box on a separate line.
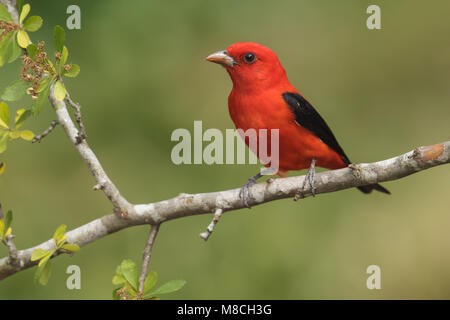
[357, 184, 391, 195]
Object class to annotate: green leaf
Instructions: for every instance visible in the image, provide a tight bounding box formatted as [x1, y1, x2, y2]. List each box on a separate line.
[0, 35, 12, 67]
[0, 162, 5, 175]
[54, 25, 65, 52]
[31, 248, 50, 261]
[0, 32, 13, 66]
[17, 29, 30, 48]
[124, 282, 137, 296]
[36, 77, 51, 93]
[0, 134, 8, 153]
[23, 15, 42, 32]
[26, 43, 38, 60]
[9, 33, 21, 62]
[46, 59, 56, 74]
[38, 260, 52, 285]
[0, 220, 4, 238]
[60, 45, 68, 68]
[0, 101, 9, 128]
[112, 288, 121, 300]
[4, 226, 11, 238]
[115, 264, 123, 276]
[19, 3, 30, 24]
[14, 109, 31, 129]
[143, 271, 158, 294]
[63, 64, 80, 78]
[61, 243, 80, 252]
[4, 210, 12, 231]
[56, 234, 67, 247]
[53, 224, 66, 241]
[20, 130, 34, 141]
[120, 259, 139, 291]
[0, 31, 21, 66]
[9, 130, 20, 140]
[31, 80, 51, 115]
[38, 251, 53, 267]
[146, 280, 186, 297]
[0, 3, 13, 22]
[1, 80, 29, 101]
[112, 274, 126, 285]
[53, 80, 66, 101]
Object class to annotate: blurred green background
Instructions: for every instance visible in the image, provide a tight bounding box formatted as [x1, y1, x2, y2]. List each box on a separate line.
[1, 0, 449, 299]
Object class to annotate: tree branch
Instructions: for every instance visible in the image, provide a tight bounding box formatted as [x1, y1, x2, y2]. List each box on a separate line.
[199, 208, 223, 241]
[65, 93, 87, 144]
[32, 120, 59, 143]
[138, 224, 160, 293]
[4, 234, 18, 266]
[0, 140, 448, 279]
[48, 83, 133, 214]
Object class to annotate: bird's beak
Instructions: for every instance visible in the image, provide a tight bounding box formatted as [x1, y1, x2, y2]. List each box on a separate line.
[205, 50, 237, 67]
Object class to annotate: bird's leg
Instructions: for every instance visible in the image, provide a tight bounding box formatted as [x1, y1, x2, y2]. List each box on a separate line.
[239, 172, 262, 208]
[294, 158, 317, 200]
[239, 167, 275, 208]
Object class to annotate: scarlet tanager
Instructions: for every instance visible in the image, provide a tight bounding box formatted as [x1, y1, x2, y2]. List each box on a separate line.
[206, 42, 389, 206]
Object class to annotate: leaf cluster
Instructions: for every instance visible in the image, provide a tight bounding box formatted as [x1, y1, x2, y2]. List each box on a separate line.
[112, 259, 186, 300]
[0, 102, 33, 153]
[0, 3, 80, 177]
[0, 3, 42, 66]
[30, 224, 80, 285]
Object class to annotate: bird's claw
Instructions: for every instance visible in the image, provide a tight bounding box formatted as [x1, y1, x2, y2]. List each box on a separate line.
[239, 179, 256, 208]
[294, 158, 316, 201]
[294, 181, 315, 200]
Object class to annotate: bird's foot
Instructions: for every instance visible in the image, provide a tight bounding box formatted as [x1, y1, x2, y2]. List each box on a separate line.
[294, 158, 316, 201]
[239, 173, 263, 208]
[348, 163, 361, 171]
[348, 163, 362, 180]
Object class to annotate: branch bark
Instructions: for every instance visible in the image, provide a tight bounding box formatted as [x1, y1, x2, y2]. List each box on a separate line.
[199, 208, 224, 241]
[138, 224, 160, 293]
[0, 140, 448, 280]
[4, 234, 18, 266]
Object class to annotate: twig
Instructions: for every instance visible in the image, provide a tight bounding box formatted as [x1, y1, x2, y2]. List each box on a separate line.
[32, 120, 59, 143]
[138, 224, 160, 293]
[200, 208, 223, 241]
[65, 94, 87, 144]
[0, 141, 448, 280]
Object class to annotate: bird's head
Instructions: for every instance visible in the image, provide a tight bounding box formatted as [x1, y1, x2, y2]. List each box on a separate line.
[206, 42, 287, 91]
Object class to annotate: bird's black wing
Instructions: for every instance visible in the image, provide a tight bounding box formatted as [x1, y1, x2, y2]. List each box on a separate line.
[282, 92, 390, 195]
[282, 92, 351, 165]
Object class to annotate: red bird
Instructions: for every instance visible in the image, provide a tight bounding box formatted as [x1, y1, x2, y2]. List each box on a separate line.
[206, 42, 389, 206]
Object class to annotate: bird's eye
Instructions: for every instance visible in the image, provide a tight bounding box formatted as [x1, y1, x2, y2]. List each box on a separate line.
[244, 52, 256, 64]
